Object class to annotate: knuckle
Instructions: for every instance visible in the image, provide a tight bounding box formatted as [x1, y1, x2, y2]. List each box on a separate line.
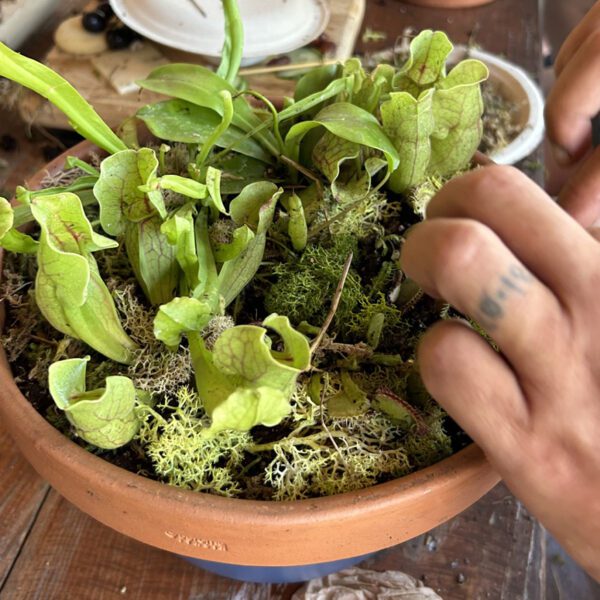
[418, 322, 459, 379]
[464, 165, 521, 205]
[433, 220, 491, 281]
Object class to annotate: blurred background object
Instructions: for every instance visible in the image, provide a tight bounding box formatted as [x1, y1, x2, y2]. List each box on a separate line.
[541, 0, 596, 93]
[0, 0, 62, 48]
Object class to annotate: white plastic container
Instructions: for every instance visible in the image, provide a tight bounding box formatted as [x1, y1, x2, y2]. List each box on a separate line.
[452, 46, 545, 165]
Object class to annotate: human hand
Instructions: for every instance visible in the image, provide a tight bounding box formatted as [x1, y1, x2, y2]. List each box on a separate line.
[400, 165, 600, 581]
[545, 0, 600, 226]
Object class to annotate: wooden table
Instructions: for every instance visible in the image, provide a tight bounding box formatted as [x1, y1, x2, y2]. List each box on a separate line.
[1, 1, 599, 598]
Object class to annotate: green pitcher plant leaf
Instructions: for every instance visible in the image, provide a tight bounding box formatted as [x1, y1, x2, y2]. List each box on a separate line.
[282, 192, 307, 252]
[294, 63, 343, 104]
[48, 357, 143, 449]
[312, 132, 360, 187]
[94, 148, 166, 236]
[13, 175, 98, 226]
[65, 156, 101, 177]
[125, 216, 180, 306]
[312, 134, 387, 202]
[205, 167, 228, 215]
[190, 314, 311, 435]
[94, 148, 178, 305]
[0, 197, 38, 254]
[393, 30, 453, 93]
[29, 193, 136, 364]
[429, 59, 489, 176]
[216, 0, 244, 85]
[229, 181, 279, 229]
[137, 100, 271, 162]
[218, 184, 282, 306]
[0, 43, 126, 155]
[381, 89, 436, 193]
[154, 296, 214, 349]
[382, 31, 488, 189]
[284, 102, 400, 181]
[158, 174, 208, 200]
[212, 224, 254, 263]
[138, 64, 280, 156]
[193, 208, 220, 302]
[341, 58, 390, 114]
[161, 203, 200, 292]
[209, 387, 290, 435]
[333, 157, 388, 204]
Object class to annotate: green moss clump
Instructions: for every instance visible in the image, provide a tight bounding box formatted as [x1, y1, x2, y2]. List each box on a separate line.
[345, 292, 409, 350]
[311, 188, 389, 241]
[265, 238, 363, 327]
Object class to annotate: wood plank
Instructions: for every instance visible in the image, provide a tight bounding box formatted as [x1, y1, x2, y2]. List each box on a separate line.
[0, 423, 49, 588]
[360, 483, 543, 599]
[1, 489, 250, 599]
[355, 0, 542, 76]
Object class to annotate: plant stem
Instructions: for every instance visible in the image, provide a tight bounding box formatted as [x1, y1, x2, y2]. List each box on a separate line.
[196, 91, 234, 168]
[208, 77, 350, 165]
[217, 0, 244, 86]
[237, 90, 284, 153]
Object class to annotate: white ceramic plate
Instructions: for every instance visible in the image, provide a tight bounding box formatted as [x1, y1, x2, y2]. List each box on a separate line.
[109, 0, 330, 58]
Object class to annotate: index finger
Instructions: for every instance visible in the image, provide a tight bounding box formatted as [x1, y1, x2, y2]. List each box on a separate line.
[426, 166, 597, 301]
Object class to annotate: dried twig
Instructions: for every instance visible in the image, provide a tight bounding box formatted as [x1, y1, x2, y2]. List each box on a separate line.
[310, 253, 353, 354]
[279, 155, 323, 199]
[239, 59, 338, 77]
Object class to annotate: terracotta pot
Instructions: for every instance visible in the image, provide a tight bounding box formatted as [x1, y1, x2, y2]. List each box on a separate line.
[0, 142, 500, 580]
[403, 0, 496, 7]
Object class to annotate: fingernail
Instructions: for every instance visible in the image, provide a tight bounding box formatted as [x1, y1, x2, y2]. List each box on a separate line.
[550, 143, 573, 167]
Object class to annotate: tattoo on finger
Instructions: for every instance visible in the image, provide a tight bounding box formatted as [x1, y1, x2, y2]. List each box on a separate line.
[478, 264, 534, 330]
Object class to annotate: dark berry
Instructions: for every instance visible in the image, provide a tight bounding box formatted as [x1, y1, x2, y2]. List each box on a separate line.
[106, 26, 136, 50]
[82, 11, 107, 33]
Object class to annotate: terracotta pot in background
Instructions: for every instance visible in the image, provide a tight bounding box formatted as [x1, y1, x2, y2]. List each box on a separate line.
[0, 142, 500, 583]
[404, 0, 496, 8]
